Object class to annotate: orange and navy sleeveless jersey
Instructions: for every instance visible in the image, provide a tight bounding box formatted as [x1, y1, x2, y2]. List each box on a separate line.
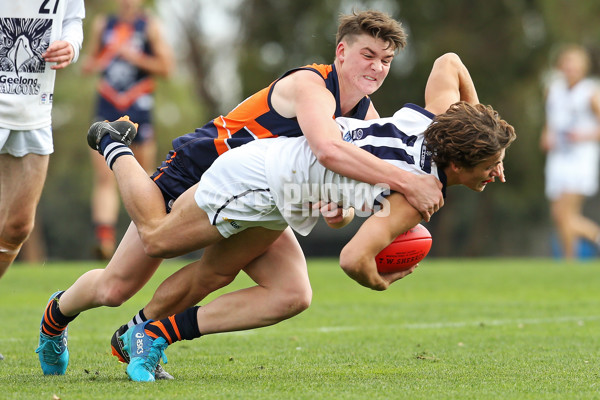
[95, 15, 154, 122]
[152, 64, 372, 200]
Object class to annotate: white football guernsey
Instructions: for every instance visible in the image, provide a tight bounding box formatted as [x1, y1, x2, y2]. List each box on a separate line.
[264, 104, 443, 235]
[544, 77, 600, 198]
[0, 0, 84, 130]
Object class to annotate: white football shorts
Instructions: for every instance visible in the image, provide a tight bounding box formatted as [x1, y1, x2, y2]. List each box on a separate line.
[194, 140, 288, 238]
[0, 126, 53, 156]
[545, 144, 600, 200]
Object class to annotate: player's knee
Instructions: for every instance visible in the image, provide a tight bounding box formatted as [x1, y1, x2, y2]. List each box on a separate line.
[138, 229, 173, 259]
[0, 237, 22, 266]
[550, 205, 568, 225]
[139, 236, 165, 258]
[2, 217, 34, 246]
[277, 285, 312, 318]
[142, 243, 165, 259]
[296, 286, 313, 313]
[98, 288, 130, 307]
[96, 279, 134, 307]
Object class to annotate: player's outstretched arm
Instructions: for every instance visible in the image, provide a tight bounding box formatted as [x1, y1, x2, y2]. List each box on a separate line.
[339, 193, 421, 290]
[422, 53, 510, 183]
[424, 52, 478, 115]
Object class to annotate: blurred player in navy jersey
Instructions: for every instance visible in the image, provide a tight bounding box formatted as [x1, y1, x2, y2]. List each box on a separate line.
[82, 0, 173, 259]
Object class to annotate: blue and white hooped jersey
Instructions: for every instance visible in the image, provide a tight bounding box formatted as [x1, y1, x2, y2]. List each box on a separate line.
[263, 103, 446, 236]
[337, 103, 440, 177]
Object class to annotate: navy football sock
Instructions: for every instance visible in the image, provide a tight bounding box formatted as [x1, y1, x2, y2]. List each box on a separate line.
[41, 291, 79, 336]
[100, 135, 133, 169]
[144, 306, 202, 344]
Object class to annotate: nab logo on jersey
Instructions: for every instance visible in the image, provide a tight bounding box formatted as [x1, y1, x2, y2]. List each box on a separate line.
[343, 129, 364, 142]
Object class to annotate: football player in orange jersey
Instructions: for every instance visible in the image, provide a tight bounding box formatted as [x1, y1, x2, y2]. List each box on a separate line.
[37, 10, 447, 378]
[93, 53, 514, 382]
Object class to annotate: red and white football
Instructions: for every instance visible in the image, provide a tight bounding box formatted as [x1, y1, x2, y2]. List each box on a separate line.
[375, 224, 432, 273]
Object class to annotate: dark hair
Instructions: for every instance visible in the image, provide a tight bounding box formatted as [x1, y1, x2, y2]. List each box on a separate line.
[336, 10, 406, 52]
[424, 102, 516, 170]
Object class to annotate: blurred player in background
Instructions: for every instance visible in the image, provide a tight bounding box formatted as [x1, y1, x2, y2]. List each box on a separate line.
[94, 53, 515, 381]
[540, 44, 600, 260]
[82, 0, 173, 259]
[0, 0, 84, 358]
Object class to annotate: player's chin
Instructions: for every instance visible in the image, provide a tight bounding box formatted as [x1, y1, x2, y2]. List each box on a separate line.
[471, 182, 488, 192]
[360, 78, 381, 93]
[479, 179, 495, 191]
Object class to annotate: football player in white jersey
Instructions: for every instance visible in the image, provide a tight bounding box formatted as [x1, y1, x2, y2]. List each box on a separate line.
[540, 44, 600, 260]
[0, 0, 84, 366]
[77, 52, 515, 381]
[38, 11, 446, 379]
[0, 0, 84, 276]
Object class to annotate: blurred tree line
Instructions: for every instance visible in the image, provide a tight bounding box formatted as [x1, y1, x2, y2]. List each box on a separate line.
[19, 0, 600, 261]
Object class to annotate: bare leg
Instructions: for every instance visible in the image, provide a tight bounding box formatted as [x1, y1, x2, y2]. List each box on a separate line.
[552, 193, 600, 259]
[194, 228, 311, 335]
[18, 213, 46, 263]
[144, 227, 307, 320]
[108, 154, 221, 257]
[0, 154, 48, 278]
[552, 194, 575, 259]
[90, 138, 156, 259]
[57, 223, 163, 316]
[567, 195, 600, 244]
[90, 153, 120, 226]
[108, 154, 168, 234]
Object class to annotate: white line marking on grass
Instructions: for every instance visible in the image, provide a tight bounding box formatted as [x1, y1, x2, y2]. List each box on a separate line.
[2, 316, 597, 344]
[205, 315, 600, 337]
[315, 315, 600, 333]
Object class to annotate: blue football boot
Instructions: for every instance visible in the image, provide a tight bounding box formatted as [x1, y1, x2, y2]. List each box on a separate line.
[111, 323, 174, 380]
[120, 321, 168, 382]
[36, 291, 69, 375]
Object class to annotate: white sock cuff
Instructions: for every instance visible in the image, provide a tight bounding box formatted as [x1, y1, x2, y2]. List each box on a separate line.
[104, 143, 134, 169]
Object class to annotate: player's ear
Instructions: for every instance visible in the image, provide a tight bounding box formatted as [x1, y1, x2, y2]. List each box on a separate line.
[336, 41, 346, 62]
[450, 161, 462, 174]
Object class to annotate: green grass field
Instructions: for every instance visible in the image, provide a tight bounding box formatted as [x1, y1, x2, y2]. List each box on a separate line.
[1, 258, 599, 399]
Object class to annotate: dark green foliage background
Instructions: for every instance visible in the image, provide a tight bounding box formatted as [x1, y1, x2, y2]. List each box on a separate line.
[32, 1, 600, 259]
